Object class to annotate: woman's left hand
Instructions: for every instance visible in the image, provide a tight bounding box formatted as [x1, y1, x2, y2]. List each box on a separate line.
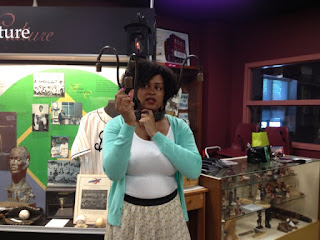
[139, 109, 157, 138]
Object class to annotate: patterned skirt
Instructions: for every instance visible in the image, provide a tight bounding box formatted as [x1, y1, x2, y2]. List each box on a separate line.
[105, 195, 191, 240]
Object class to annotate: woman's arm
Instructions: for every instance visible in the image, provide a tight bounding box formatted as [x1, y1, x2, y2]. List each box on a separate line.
[102, 117, 135, 181]
[152, 120, 202, 180]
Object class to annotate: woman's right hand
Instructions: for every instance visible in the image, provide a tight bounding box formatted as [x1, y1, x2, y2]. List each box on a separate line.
[115, 88, 136, 126]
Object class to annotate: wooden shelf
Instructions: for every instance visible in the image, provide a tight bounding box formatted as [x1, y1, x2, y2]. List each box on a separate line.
[157, 61, 199, 70]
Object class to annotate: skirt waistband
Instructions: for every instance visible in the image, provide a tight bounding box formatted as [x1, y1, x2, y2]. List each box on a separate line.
[124, 189, 177, 206]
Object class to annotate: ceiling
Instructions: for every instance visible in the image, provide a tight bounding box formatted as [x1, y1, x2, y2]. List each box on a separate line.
[1, 0, 320, 25]
[154, 0, 320, 24]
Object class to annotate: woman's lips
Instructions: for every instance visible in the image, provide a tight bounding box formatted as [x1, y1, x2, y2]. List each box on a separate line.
[146, 98, 156, 104]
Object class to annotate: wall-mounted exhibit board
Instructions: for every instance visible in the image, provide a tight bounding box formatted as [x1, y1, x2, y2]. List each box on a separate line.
[0, 62, 125, 211]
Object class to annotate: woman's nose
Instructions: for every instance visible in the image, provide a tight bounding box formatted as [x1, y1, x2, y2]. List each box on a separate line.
[147, 87, 155, 94]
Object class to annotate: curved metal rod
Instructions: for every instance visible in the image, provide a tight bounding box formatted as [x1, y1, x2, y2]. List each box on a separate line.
[96, 45, 120, 88]
[126, 53, 139, 101]
[178, 54, 203, 85]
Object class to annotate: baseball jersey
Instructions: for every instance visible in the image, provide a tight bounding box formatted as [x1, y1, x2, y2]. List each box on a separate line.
[71, 108, 112, 174]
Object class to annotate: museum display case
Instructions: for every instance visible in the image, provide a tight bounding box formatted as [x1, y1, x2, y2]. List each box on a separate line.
[200, 156, 320, 240]
[46, 187, 76, 219]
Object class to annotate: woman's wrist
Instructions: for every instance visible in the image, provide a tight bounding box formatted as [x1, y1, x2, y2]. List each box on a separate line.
[125, 120, 136, 127]
[151, 131, 159, 139]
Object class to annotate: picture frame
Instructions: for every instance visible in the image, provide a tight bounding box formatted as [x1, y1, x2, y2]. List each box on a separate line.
[51, 136, 69, 159]
[32, 104, 49, 132]
[47, 160, 80, 187]
[179, 93, 189, 110]
[156, 28, 190, 65]
[73, 174, 111, 224]
[33, 72, 65, 97]
[0, 112, 17, 170]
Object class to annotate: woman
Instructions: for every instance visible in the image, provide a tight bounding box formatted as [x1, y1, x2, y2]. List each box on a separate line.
[102, 60, 202, 239]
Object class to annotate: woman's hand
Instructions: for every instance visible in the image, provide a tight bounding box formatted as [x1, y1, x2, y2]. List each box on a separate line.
[139, 109, 157, 138]
[115, 88, 136, 126]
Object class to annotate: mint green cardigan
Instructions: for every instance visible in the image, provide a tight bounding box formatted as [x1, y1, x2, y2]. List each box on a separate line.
[102, 114, 202, 226]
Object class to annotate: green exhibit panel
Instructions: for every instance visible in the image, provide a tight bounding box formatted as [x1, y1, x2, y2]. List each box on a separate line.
[0, 64, 124, 210]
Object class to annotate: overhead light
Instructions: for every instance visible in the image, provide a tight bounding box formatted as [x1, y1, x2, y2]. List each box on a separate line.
[124, 12, 153, 58]
[277, 73, 283, 78]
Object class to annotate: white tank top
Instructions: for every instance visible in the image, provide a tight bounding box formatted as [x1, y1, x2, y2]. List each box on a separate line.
[125, 127, 177, 199]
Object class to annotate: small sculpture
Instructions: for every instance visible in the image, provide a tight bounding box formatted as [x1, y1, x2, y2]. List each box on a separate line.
[223, 219, 238, 240]
[256, 210, 263, 229]
[6, 146, 35, 203]
[265, 209, 271, 228]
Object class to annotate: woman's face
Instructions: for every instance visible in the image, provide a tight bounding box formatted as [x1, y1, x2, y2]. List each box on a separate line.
[137, 74, 165, 112]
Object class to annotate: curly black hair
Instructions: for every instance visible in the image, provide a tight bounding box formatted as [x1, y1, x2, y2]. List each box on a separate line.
[121, 59, 179, 106]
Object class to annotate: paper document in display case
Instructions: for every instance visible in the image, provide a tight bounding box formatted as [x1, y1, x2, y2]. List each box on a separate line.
[73, 174, 111, 224]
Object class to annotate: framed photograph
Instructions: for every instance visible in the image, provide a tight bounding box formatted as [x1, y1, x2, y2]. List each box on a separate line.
[47, 160, 80, 187]
[51, 136, 69, 159]
[0, 112, 17, 170]
[32, 104, 49, 132]
[179, 93, 189, 110]
[33, 72, 65, 97]
[73, 174, 111, 224]
[51, 102, 82, 125]
[178, 112, 190, 126]
[156, 28, 190, 65]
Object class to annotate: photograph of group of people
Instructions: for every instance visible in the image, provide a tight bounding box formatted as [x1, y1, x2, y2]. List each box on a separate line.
[47, 160, 80, 187]
[80, 189, 108, 210]
[33, 72, 65, 98]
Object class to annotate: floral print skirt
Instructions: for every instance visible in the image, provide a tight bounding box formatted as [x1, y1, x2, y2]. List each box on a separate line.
[105, 195, 191, 240]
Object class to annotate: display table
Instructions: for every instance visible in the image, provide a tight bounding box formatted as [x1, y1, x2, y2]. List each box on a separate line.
[184, 185, 208, 240]
[0, 186, 208, 240]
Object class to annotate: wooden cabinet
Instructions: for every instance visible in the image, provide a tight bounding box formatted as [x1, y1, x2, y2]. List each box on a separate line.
[160, 62, 203, 151]
[185, 186, 208, 240]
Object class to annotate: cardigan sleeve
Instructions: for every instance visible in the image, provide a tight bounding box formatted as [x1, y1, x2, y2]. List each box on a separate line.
[152, 119, 202, 180]
[102, 117, 136, 181]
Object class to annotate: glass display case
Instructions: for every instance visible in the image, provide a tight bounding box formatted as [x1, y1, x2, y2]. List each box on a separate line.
[200, 156, 320, 240]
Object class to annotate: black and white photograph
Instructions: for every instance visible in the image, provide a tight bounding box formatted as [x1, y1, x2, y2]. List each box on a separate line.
[33, 72, 65, 97]
[0, 112, 17, 170]
[80, 189, 108, 210]
[51, 102, 82, 125]
[32, 104, 49, 132]
[47, 160, 80, 187]
[51, 136, 69, 158]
